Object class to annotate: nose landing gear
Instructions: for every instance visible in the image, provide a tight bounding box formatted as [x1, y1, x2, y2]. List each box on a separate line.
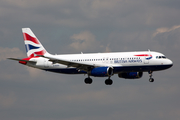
[148, 71, 154, 82]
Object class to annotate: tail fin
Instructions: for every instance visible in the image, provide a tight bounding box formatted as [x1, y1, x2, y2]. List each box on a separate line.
[22, 28, 48, 58]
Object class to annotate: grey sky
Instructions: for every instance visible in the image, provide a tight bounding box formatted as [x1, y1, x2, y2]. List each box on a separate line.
[0, 0, 179, 120]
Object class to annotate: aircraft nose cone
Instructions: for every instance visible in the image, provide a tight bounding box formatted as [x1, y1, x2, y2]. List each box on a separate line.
[168, 59, 173, 68]
[170, 60, 173, 66]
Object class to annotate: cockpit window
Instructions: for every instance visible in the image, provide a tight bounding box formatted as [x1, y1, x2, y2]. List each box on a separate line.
[156, 56, 167, 59]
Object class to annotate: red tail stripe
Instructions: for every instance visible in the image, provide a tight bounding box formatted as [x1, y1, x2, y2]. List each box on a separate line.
[29, 54, 34, 58]
[23, 33, 40, 44]
[28, 50, 46, 58]
[34, 50, 46, 55]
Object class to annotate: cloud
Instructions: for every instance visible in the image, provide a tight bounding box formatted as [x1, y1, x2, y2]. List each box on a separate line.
[0, 47, 25, 61]
[153, 25, 180, 37]
[0, 47, 43, 78]
[0, 92, 16, 108]
[105, 43, 111, 52]
[69, 31, 112, 53]
[69, 31, 100, 51]
[26, 67, 44, 78]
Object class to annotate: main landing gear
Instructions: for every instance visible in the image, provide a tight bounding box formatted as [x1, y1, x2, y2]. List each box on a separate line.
[84, 77, 93, 84]
[105, 77, 113, 85]
[84, 77, 113, 85]
[148, 71, 154, 82]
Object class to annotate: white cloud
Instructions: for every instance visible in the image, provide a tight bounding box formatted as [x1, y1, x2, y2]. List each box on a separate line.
[26, 67, 44, 78]
[0, 47, 43, 78]
[0, 47, 25, 61]
[153, 25, 180, 37]
[70, 31, 99, 51]
[105, 43, 111, 52]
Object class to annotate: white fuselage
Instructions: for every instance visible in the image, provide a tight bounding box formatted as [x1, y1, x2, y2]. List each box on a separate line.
[27, 51, 173, 75]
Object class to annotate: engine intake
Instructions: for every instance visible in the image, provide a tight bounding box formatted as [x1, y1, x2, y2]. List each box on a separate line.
[118, 72, 143, 79]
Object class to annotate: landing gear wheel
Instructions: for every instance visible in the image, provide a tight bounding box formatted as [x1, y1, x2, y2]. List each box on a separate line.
[84, 78, 93, 84]
[105, 79, 113, 85]
[149, 78, 154, 82]
[148, 71, 154, 83]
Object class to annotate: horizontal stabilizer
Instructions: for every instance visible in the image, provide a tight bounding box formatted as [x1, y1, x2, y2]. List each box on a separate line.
[7, 58, 36, 64]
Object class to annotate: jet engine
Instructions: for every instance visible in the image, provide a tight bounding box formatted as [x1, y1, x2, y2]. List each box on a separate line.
[118, 72, 143, 79]
[91, 67, 113, 77]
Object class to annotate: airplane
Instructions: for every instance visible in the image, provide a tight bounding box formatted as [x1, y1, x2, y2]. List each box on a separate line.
[8, 28, 173, 85]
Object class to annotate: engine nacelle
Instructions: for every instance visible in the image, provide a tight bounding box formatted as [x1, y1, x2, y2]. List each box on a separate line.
[118, 72, 143, 79]
[91, 67, 113, 77]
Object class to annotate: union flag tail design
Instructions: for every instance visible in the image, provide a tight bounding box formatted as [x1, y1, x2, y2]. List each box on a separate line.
[22, 28, 48, 58]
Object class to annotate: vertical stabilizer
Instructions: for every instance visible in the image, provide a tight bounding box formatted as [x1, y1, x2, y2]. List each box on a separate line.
[22, 28, 48, 57]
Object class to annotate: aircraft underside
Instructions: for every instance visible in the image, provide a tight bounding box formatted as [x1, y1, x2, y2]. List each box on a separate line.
[42, 64, 172, 85]
[43, 64, 172, 74]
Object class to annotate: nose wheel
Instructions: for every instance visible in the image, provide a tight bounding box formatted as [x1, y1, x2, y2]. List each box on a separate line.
[149, 78, 154, 82]
[148, 71, 154, 82]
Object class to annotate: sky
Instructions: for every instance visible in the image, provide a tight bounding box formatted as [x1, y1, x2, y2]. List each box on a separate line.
[0, 0, 180, 120]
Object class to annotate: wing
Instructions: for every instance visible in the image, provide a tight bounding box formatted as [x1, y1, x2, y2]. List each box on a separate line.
[39, 54, 102, 71]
